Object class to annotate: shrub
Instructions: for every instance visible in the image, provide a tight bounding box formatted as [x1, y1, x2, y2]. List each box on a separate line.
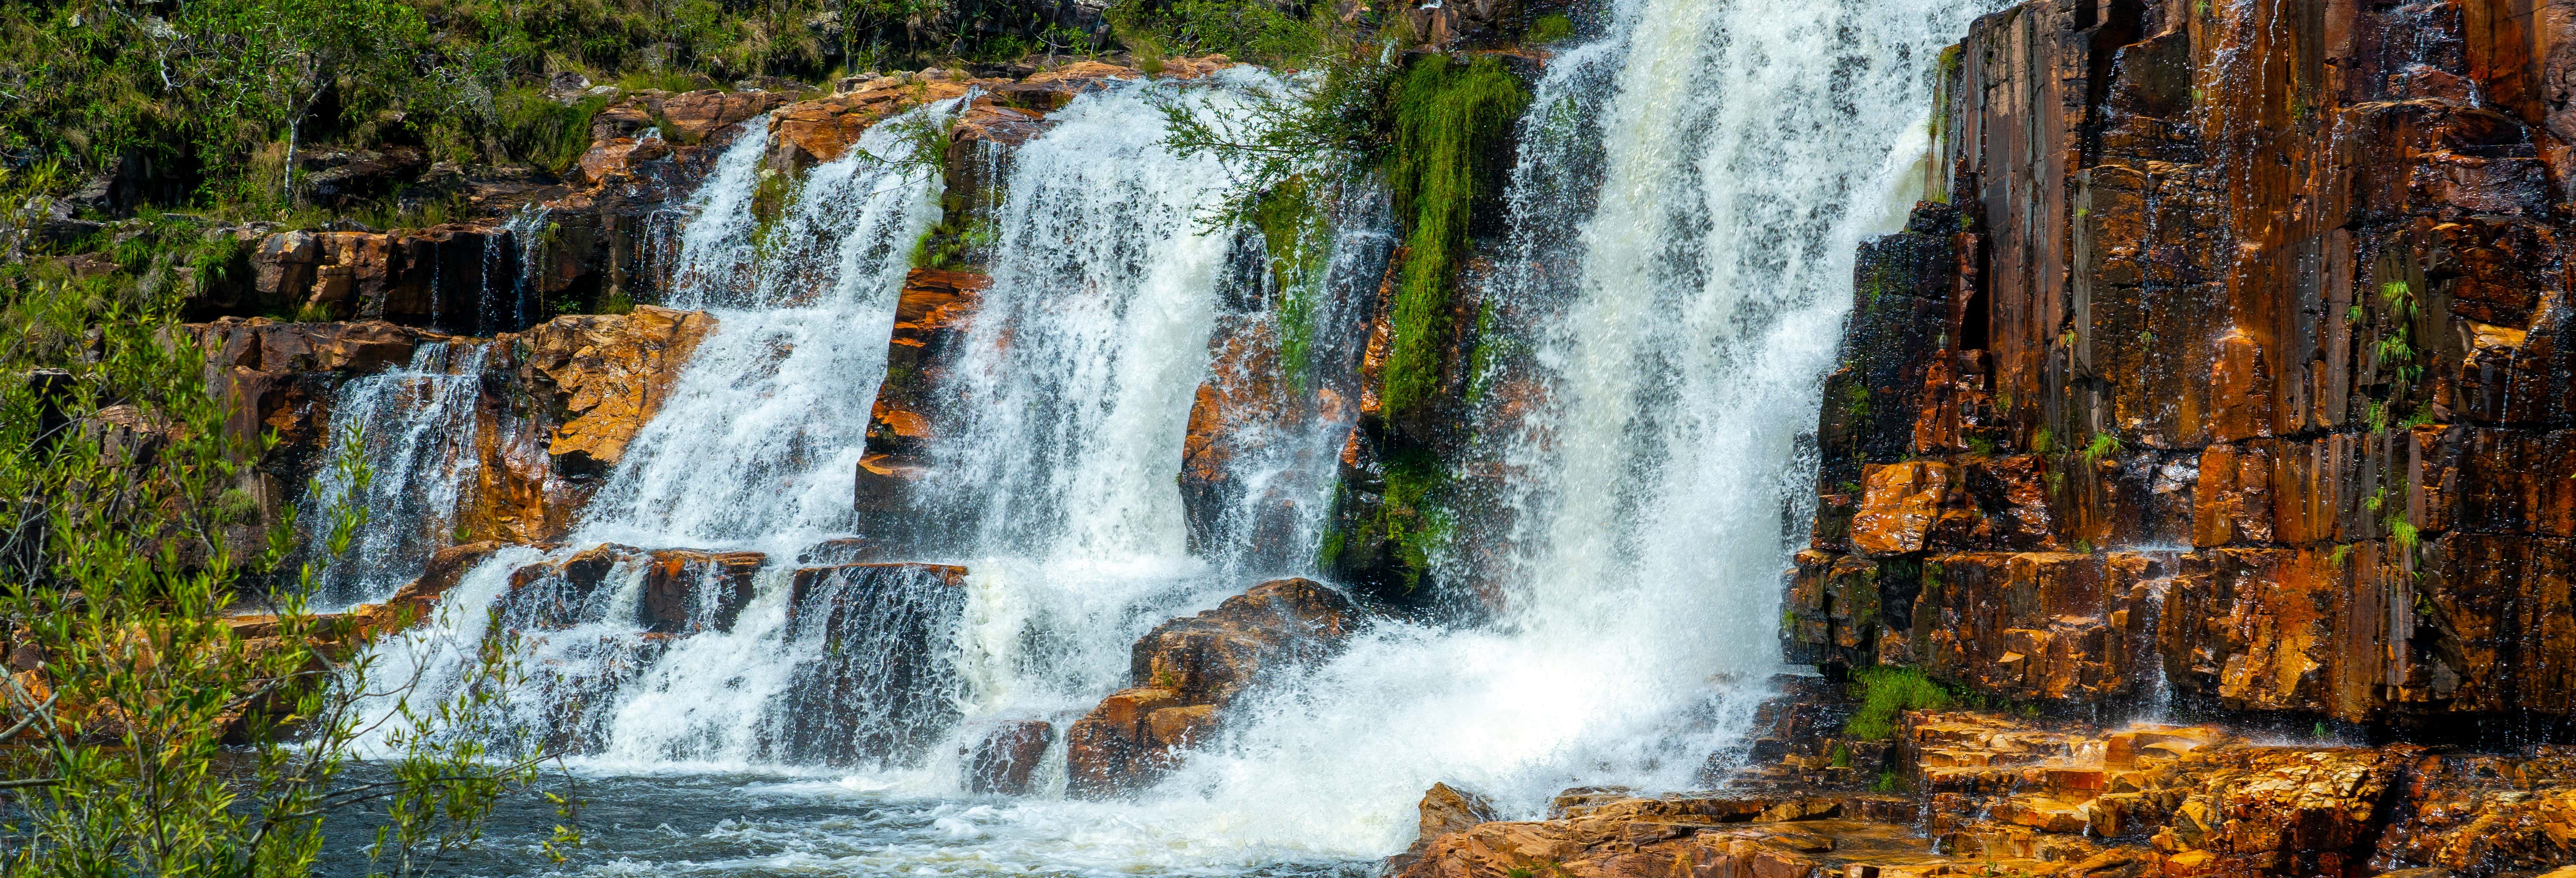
[1844, 666, 1952, 741]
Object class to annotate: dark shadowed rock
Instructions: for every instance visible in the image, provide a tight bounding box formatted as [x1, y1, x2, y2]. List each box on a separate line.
[962, 720, 1055, 795]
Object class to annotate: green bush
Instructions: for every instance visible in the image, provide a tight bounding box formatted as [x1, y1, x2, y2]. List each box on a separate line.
[1843, 666, 1952, 741]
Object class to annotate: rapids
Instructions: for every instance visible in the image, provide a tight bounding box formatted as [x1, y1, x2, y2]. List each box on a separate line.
[331, 0, 1987, 869]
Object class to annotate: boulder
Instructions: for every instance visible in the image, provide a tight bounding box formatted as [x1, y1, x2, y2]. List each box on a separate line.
[1066, 577, 1358, 796]
[511, 306, 715, 474]
[962, 720, 1055, 795]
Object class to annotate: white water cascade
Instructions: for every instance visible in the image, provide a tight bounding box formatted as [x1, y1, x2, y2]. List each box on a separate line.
[348, 0, 1983, 861]
[1094, 0, 1986, 854]
[578, 110, 943, 547]
[301, 340, 491, 608]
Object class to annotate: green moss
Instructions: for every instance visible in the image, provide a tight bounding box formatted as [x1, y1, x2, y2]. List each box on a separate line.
[1843, 667, 1952, 741]
[1841, 383, 1871, 419]
[1525, 14, 1574, 43]
[1250, 176, 1332, 386]
[1379, 54, 1531, 423]
[1326, 447, 1453, 591]
[2032, 427, 2053, 456]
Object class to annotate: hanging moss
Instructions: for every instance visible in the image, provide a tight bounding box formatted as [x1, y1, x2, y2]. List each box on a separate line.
[1379, 54, 1531, 424]
[1249, 176, 1333, 388]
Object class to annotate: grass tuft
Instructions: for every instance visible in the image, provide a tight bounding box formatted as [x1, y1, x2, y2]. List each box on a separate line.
[1844, 666, 1951, 741]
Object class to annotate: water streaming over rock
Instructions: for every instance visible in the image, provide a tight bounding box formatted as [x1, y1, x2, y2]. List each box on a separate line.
[577, 110, 942, 548]
[1101, 0, 1984, 851]
[303, 341, 492, 608]
[349, 1, 1978, 861]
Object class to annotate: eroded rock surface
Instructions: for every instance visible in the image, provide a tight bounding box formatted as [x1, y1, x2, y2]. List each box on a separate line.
[1066, 577, 1358, 796]
[1787, 0, 2576, 732]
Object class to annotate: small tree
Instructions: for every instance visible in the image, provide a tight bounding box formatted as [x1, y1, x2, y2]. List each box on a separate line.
[0, 254, 571, 875]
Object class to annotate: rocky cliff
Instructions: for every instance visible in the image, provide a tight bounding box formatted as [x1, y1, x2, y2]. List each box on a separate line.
[1787, 0, 2576, 735]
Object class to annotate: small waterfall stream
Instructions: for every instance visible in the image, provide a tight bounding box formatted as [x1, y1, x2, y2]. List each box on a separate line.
[301, 340, 491, 608]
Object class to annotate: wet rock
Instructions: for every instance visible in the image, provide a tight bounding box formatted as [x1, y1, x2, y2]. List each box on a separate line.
[500, 543, 645, 629]
[773, 563, 969, 766]
[854, 269, 987, 523]
[376, 541, 513, 629]
[1786, 0, 2576, 731]
[961, 720, 1055, 795]
[247, 225, 526, 330]
[1179, 315, 1344, 563]
[1066, 577, 1358, 796]
[1387, 782, 1504, 875]
[638, 549, 765, 634]
[795, 537, 874, 565]
[511, 306, 715, 474]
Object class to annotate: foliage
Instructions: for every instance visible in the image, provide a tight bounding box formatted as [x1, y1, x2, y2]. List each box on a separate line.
[1106, 0, 1325, 66]
[1378, 54, 1530, 422]
[493, 91, 615, 175]
[1843, 666, 1951, 741]
[1525, 14, 1573, 43]
[2082, 432, 2120, 463]
[0, 0, 1056, 209]
[0, 247, 567, 873]
[1248, 175, 1334, 386]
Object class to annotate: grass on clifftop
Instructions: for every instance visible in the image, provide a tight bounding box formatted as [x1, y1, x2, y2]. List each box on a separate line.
[1843, 666, 1952, 741]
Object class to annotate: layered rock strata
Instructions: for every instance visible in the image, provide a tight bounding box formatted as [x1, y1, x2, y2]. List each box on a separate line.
[1403, 679, 2576, 878]
[1789, 0, 2576, 731]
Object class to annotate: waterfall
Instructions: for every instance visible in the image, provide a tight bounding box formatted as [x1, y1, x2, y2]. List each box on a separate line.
[910, 75, 1387, 747]
[909, 84, 1236, 560]
[1117, 0, 1983, 851]
[349, 0, 1978, 857]
[576, 108, 944, 548]
[301, 340, 490, 609]
[364, 81, 1371, 770]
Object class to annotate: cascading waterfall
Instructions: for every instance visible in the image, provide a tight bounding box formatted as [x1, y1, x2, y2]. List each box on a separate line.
[1112, 0, 1984, 852]
[301, 341, 491, 609]
[361, 106, 950, 768]
[368, 74, 1387, 778]
[348, 0, 1978, 860]
[578, 109, 943, 547]
[904, 72, 1381, 748]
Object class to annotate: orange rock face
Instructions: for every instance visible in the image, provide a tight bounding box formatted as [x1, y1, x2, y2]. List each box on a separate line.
[1790, 0, 2576, 729]
[513, 305, 713, 472]
[767, 80, 975, 170]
